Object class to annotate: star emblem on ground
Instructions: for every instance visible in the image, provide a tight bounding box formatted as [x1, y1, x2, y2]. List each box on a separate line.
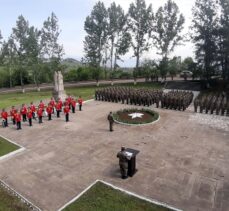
[128, 113, 144, 119]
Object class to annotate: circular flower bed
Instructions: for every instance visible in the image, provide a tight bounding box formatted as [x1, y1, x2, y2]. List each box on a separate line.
[113, 108, 159, 126]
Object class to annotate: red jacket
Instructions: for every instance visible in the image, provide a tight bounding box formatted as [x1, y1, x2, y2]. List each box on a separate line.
[39, 102, 45, 110]
[15, 113, 21, 122]
[1, 111, 8, 120]
[46, 106, 53, 114]
[30, 105, 36, 113]
[27, 111, 33, 119]
[50, 100, 55, 107]
[37, 108, 43, 117]
[71, 100, 76, 108]
[64, 106, 70, 114]
[78, 98, 83, 105]
[21, 106, 27, 115]
[58, 100, 63, 108]
[67, 97, 72, 105]
[55, 102, 61, 111]
[10, 109, 16, 118]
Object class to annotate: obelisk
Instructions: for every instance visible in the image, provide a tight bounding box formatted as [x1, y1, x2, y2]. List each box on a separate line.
[53, 71, 67, 101]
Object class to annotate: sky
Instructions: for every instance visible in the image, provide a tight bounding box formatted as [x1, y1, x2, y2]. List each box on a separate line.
[0, 0, 196, 67]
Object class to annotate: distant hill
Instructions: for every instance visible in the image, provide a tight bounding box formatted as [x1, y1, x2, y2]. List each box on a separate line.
[62, 58, 82, 71]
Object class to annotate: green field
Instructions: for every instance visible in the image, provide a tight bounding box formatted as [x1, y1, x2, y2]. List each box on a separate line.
[0, 185, 31, 211]
[63, 182, 172, 211]
[0, 82, 163, 109]
[0, 136, 19, 157]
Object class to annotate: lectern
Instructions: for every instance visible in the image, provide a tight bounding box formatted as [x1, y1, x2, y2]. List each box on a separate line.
[125, 148, 140, 177]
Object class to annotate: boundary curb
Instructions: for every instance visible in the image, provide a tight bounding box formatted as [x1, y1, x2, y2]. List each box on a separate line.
[58, 179, 182, 211]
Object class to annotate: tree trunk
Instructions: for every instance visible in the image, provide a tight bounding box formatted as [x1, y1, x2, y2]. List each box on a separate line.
[110, 37, 114, 71]
[20, 70, 25, 93]
[9, 66, 12, 88]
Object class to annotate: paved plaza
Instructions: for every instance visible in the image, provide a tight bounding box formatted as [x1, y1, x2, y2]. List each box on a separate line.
[0, 100, 229, 211]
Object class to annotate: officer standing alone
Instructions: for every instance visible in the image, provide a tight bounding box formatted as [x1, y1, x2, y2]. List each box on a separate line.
[107, 111, 114, 132]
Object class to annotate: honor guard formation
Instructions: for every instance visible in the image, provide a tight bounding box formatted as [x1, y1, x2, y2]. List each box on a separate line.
[194, 92, 229, 116]
[95, 87, 194, 111]
[95, 87, 163, 107]
[1, 96, 83, 129]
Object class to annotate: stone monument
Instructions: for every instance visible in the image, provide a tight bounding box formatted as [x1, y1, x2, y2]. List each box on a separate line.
[53, 71, 67, 101]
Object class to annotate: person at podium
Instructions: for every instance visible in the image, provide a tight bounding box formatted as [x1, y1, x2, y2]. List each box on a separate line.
[117, 146, 131, 179]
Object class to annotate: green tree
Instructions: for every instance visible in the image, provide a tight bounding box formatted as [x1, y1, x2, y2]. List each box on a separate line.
[84, 1, 108, 67]
[41, 12, 64, 73]
[107, 3, 131, 72]
[1, 38, 17, 88]
[128, 0, 153, 73]
[218, 0, 229, 80]
[191, 0, 218, 80]
[25, 26, 43, 91]
[154, 0, 184, 78]
[12, 15, 30, 92]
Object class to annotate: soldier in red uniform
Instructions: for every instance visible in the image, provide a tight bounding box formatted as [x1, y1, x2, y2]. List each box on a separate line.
[10, 106, 17, 125]
[58, 98, 63, 111]
[55, 101, 61, 118]
[27, 108, 33, 126]
[30, 102, 36, 119]
[21, 104, 27, 122]
[71, 98, 76, 113]
[78, 96, 83, 111]
[64, 104, 70, 122]
[37, 107, 43, 124]
[15, 110, 22, 130]
[67, 95, 72, 109]
[50, 97, 55, 113]
[46, 103, 53, 121]
[39, 100, 45, 111]
[1, 109, 8, 127]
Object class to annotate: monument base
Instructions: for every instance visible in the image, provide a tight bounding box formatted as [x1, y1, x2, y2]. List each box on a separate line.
[53, 90, 67, 101]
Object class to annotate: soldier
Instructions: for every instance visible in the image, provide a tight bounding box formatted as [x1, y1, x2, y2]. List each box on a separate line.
[71, 98, 76, 113]
[30, 102, 36, 119]
[64, 104, 70, 122]
[1, 109, 8, 127]
[21, 104, 27, 122]
[117, 147, 131, 179]
[15, 110, 22, 130]
[46, 104, 53, 121]
[107, 111, 114, 132]
[10, 106, 16, 125]
[27, 108, 33, 126]
[39, 100, 45, 112]
[37, 107, 43, 124]
[78, 96, 83, 111]
[55, 101, 61, 118]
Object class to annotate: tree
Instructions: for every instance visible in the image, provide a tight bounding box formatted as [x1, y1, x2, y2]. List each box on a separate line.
[12, 15, 30, 93]
[218, 0, 229, 80]
[154, 0, 184, 79]
[84, 1, 108, 67]
[191, 0, 218, 80]
[1, 38, 17, 88]
[168, 57, 181, 80]
[41, 12, 64, 73]
[107, 3, 131, 72]
[25, 26, 42, 91]
[128, 0, 153, 73]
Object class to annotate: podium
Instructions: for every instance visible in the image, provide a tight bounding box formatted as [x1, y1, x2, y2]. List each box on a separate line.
[125, 148, 140, 177]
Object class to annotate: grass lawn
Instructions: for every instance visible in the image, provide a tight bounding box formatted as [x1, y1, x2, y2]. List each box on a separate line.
[63, 182, 172, 211]
[0, 185, 31, 211]
[0, 136, 19, 157]
[0, 82, 163, 109]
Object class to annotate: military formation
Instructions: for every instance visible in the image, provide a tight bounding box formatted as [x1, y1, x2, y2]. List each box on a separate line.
[161, 90, 194, 111]
[194, 92, 229, 116]
[96, 87, 194, 111]
[95, 87, 163, 108]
